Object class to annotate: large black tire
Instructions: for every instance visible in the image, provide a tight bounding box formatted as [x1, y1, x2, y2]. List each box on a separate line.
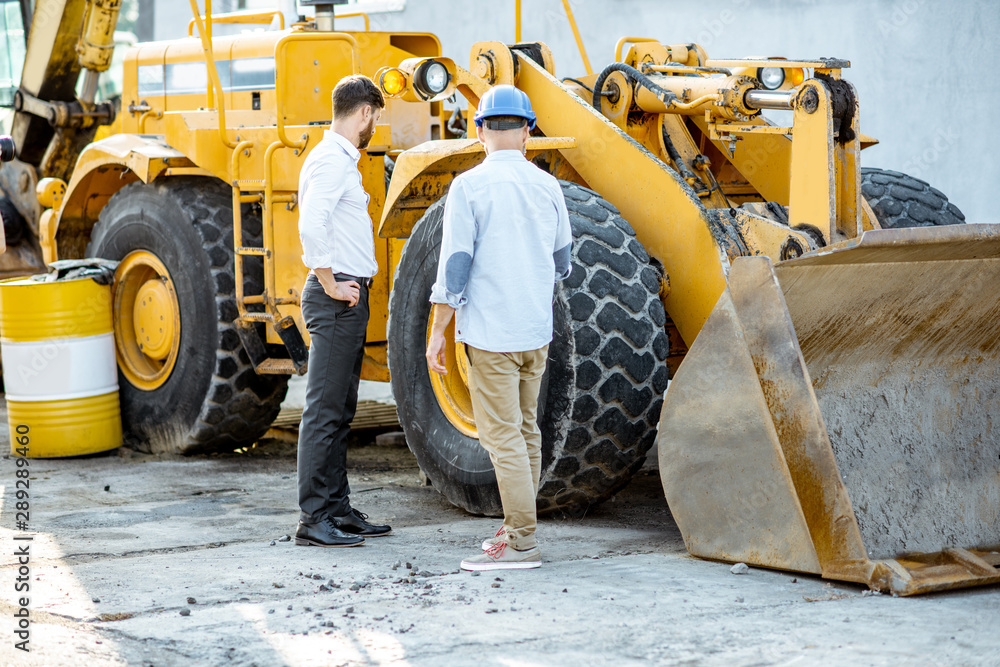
[861, 168, 965, 228]
[86, 177, 288, 454]
[388, 181, 669, 516]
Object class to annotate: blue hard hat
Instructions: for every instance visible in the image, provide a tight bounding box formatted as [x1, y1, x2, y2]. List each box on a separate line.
[473, 85, 537, 130]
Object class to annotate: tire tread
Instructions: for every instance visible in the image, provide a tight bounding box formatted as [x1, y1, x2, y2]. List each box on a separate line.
[176, 180, 287, 453]
[88, 178, 287, 454]
[388, 181, 668, 516]
[861, 167, 965, 228]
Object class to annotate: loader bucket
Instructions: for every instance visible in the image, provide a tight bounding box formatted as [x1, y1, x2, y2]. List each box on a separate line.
[657, 224, 1000, 595]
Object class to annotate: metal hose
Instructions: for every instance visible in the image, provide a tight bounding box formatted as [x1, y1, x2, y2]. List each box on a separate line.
[591, 62, 677, 115]
[592, 64, 702, 191]
[660, 123, 700, 185]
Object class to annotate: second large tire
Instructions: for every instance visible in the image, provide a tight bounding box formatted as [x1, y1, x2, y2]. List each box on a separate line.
[388, 181, 669, 516]
[86, 177, 288, 454]
[861, 167, 965, 228]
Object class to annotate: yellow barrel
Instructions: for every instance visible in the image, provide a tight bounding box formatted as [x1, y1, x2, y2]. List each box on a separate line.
[0, 276, 122, 457]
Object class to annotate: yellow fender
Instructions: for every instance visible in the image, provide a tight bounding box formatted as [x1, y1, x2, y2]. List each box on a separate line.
[43, 135, 207, 263]
[379, 136, 577, 239]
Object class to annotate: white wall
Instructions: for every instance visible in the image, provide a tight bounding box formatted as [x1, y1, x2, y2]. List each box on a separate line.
[154, 0, 999, 222]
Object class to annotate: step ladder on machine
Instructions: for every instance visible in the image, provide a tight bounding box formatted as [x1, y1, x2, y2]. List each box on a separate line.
[230, 140, 309, 375]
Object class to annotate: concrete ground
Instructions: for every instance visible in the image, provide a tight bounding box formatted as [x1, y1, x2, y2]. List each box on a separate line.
[1, 387, 999, 666]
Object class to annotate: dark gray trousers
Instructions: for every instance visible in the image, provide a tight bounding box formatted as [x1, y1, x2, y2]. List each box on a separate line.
[297, 274, 369, 523]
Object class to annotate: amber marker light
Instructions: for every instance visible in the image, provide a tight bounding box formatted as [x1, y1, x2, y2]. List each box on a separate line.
[787, 68, 806, 87]
[378, 67, 408, 97]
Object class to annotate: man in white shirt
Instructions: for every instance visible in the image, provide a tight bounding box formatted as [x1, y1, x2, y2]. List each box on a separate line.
[295, 74, 391, 548]
[426, 85, 573, 570]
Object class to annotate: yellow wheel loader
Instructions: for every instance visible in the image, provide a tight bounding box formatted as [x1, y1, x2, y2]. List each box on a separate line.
[30, 2, 998, 595]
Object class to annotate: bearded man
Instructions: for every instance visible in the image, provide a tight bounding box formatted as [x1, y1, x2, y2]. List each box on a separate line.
[294, 74, 391, 548]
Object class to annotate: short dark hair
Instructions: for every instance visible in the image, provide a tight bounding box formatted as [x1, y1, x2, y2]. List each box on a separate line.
[481, 114, 528, 131]
[332, 75, 385, 119]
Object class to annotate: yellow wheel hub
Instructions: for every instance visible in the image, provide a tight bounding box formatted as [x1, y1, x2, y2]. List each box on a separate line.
[113, 251, 181, 390]
[427, 318, 478, 439]
[133, 279, 175, 360]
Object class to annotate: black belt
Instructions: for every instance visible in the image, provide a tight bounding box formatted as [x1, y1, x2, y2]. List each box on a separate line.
[333, 273, 372, 288]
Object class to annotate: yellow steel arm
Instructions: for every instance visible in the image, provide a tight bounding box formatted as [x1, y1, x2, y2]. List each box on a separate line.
[11, 0, 87, 165]
[515, 0, 521, 41]
[560, 0, 592, 75]
[514, 55, 730, 344]
[9, 0, 121, 182]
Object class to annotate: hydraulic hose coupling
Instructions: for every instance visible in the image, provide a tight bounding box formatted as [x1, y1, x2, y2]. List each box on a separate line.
[592, 63, 677, 115]
[474, 85, 537, 130]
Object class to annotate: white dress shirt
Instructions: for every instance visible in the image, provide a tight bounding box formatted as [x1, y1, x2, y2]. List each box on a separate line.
[430, 150, 573, 353]
[298, 130, 378, 278]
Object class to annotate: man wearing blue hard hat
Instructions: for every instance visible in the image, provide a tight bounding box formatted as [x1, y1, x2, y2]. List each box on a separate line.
[426, 85, 573, 571]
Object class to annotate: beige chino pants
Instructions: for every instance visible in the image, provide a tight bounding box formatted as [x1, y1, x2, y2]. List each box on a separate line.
[466, 344, 548, 551]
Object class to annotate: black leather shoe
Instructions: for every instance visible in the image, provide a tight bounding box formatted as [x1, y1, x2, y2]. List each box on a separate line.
[331, 508, 392, 537]
[294, 518, 365, 548]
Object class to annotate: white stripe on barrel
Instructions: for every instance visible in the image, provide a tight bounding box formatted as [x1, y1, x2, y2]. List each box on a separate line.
[1, 332, 118, 401]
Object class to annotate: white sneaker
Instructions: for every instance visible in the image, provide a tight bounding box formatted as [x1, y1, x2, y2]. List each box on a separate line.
[461, 542, 541, 571]
[481, 526, 505, 551]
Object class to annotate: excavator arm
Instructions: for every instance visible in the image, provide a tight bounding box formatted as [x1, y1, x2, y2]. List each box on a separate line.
[10, 0, 119, 180]
[0, 0, 119, 270]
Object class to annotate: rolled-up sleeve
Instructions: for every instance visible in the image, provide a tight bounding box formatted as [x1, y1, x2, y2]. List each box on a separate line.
[430, 179, 476, 308]
[298, 158, 348, 270]
[553, 186, 573, 280]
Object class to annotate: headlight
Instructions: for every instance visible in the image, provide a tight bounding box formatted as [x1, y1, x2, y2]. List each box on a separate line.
[415, 60, 450, 97]
[758, 67, 785, 90]
[378, 68, 408, 97]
